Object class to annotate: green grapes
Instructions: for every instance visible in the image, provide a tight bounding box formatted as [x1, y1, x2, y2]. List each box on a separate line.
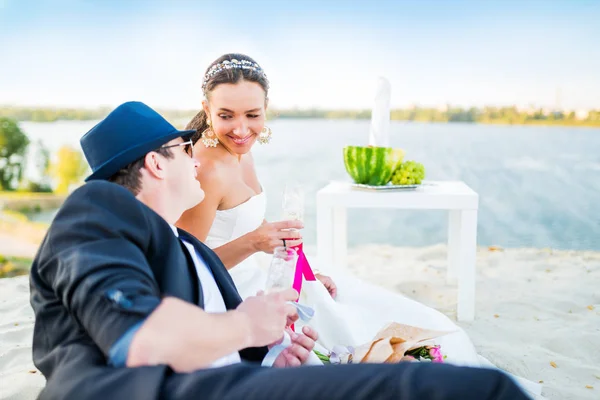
[391, 161, 426, 185]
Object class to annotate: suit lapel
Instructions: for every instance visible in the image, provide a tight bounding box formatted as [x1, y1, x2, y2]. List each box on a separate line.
[177, 229, 269, 363]
[177, 229, 243, 310]
[177, 239, 203, 308]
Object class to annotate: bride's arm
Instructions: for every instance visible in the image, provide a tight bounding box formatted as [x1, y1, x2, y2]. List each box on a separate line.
[212, 219, 302, 269]
[213, 232, 262, 270]
[180, 213, 302, 270]
[176, 163, 264, 269]
[176, 163, 223, 244]
[176, 164, 302, 270]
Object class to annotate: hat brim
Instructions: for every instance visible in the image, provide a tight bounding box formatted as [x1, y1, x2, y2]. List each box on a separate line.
[85, 129, 196, 181]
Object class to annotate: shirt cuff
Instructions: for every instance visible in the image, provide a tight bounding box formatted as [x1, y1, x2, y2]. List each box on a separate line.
[107, 320, 144, 367]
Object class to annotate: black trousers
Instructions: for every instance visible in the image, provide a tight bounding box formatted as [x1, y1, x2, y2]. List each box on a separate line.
[39, 348, 530, 400]
[162, 362, 530, 400]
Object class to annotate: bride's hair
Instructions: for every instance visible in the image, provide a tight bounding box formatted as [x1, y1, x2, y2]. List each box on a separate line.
[186, 53, 270, 144]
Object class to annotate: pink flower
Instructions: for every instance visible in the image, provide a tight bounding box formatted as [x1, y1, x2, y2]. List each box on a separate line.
[428, 346, 444, 363]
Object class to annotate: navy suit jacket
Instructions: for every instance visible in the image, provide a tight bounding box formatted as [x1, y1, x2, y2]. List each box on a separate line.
[29, 181, 267, 399]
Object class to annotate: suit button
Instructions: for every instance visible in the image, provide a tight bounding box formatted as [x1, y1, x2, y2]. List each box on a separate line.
[106, 289, 133, 308]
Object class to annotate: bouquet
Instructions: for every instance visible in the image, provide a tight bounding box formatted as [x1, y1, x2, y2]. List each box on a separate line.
[313, 322, 452, 364]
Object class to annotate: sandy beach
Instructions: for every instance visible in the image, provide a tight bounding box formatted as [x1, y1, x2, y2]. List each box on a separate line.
[0, 277, 45, 400]
[343, 244, 600, 400]
[1, 243, 598, 399]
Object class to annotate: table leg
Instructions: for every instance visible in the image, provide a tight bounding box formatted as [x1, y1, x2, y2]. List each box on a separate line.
[456, 209, 477, 321]
[332, 206, 347, 271]
[316, 199, 334, 274]
[447, 210, 460, 283]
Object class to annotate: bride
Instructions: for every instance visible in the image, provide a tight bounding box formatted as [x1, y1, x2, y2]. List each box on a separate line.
[176, 54, 531, 384]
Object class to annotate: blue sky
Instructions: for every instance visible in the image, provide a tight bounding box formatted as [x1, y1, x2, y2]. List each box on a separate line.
[1, 0, 599, 110]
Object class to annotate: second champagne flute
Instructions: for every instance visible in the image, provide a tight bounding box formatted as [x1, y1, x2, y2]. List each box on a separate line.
[264, 246, 298, 294]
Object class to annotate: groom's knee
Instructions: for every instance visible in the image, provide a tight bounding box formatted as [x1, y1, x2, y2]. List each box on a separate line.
[438, 365, 529, 400]
[475, 367, 530, 399]
[387, 363, 529, 400]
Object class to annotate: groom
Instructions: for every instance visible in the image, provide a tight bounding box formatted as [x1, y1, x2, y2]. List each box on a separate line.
[29, 101, 529, 400]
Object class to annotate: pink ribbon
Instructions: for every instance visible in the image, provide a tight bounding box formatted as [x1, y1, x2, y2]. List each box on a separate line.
[289, 243, 317, 332]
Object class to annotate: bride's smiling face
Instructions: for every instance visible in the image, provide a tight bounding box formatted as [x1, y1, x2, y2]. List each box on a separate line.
[204, 80, 267, 155]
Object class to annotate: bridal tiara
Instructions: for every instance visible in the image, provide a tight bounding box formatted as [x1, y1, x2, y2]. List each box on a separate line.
[202, 59, 268, 90]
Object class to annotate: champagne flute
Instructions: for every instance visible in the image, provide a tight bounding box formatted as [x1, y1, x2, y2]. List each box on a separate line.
[281, 183, 305, 230]
[264, 246, 298, 294]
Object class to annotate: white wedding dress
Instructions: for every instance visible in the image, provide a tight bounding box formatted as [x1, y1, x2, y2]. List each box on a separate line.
[204, 191, 541, 397]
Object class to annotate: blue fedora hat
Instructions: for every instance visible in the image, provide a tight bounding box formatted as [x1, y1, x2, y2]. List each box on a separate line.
[80, 101, 196, 181]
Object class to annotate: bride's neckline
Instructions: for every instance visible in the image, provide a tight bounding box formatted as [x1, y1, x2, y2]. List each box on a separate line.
[217, 190, 265, 213]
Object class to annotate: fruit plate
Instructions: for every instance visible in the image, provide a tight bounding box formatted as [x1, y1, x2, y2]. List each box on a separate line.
[351, 182, 429, 191]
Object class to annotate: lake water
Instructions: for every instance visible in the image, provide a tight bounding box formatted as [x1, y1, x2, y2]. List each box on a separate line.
[18, 119, 600, 251]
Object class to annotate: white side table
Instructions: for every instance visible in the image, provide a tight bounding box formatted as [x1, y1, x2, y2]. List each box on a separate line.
[316, 181, 479, 321]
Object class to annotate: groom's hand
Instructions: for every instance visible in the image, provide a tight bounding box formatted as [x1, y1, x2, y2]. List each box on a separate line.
[272, 326, 318, 368]
[236, 289, 299, 348]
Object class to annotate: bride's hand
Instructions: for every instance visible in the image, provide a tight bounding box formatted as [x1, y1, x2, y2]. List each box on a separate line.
[251, 220, 304, 254]
[271, 326, 318, 368]
[316, 274, 337, 299]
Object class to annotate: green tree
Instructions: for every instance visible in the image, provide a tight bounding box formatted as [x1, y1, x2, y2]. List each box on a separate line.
[34, 140, 52, 188]
[49, 146, 89, 194]
[18, 140, 53, 192]
[0, 117, 30, 190]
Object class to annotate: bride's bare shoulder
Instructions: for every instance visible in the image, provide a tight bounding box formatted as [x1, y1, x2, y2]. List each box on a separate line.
[194, 148, 234, 190]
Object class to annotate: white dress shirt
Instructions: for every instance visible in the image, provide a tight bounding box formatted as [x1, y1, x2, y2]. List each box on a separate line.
[169, 225, 241, 368]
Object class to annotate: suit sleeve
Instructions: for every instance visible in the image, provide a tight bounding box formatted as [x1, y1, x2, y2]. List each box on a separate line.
[36, 182, 162, 357]
[107, 321, 144, 367]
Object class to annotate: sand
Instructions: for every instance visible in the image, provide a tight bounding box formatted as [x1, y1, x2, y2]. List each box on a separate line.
[0, 244, 598, 399]
[0, 277, 44, 400]
[343, 244, 600, 400]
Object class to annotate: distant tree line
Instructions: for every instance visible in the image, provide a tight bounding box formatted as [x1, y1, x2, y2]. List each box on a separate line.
[1, 105, 599, 127]
[270, 106, 600, 127]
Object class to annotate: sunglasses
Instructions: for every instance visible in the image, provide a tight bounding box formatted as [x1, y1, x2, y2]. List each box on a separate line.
[160, 139, 194, 157]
